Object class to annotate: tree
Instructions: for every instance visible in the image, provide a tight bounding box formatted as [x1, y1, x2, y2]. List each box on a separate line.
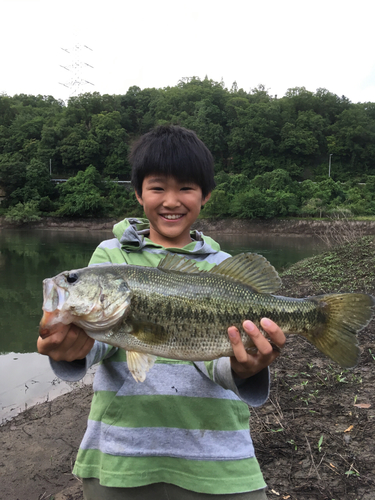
[57, 165, 107, 217]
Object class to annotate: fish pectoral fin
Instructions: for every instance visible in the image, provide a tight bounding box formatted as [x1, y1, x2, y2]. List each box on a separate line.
[126, 351, 157, 383]
[131, 320, 169, 344]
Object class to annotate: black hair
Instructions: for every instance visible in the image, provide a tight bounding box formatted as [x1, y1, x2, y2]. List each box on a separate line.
[129, 125, 216, 198]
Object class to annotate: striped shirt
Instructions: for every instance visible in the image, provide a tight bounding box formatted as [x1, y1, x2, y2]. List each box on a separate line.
[51, 218, 269, 494]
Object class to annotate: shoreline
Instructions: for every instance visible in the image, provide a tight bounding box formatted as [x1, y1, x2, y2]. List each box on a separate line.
[1, 231, 374, 500]
[1, 216, 375, 235]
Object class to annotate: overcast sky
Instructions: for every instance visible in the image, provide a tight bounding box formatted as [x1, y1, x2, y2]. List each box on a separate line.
[1, 0, 374, 103]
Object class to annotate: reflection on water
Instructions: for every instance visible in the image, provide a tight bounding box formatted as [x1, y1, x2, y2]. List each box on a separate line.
[216, 233, 327, 271]
[0, 352, 95, 423]
[0, 227, 327, 422]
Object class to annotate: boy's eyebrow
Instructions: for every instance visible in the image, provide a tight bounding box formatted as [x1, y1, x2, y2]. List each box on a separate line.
[144, 177, 166, 183]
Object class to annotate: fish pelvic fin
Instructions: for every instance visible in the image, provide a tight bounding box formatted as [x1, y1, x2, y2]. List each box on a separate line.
[126, 351, 157, 382]
[306, 293, 375, 368]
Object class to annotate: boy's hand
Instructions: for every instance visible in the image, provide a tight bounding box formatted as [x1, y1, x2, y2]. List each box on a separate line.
[37, 324, 94, 362]
[228, 319, 286, 379]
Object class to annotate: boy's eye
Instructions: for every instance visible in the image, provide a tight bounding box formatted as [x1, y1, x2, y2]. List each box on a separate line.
[181, 187, 193, 191]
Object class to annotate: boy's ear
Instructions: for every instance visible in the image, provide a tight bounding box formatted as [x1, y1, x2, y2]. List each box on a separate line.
[201, 192, 211, 207]
[135, 191, 143, 206]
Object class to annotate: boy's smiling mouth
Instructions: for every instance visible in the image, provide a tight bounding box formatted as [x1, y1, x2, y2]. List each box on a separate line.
[160, 214, 185, 220]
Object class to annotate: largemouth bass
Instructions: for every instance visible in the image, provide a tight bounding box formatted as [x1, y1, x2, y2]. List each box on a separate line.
[39, 253, 374, 382]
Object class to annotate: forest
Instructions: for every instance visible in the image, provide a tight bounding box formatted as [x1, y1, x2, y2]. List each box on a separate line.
[0, 77, 374, 221]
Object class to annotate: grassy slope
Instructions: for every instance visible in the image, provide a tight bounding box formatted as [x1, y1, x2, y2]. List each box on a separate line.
[251, 236, 375, 499]
[280, 236, 375, 296]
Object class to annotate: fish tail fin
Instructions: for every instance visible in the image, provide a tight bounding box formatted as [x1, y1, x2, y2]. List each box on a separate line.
[305, 293, 374, 368]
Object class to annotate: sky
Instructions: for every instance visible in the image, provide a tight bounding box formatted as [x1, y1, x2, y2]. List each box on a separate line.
[1, 0, 375, 104]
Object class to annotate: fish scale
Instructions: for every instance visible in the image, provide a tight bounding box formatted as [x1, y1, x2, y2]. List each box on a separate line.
[39, 252, 375, 382]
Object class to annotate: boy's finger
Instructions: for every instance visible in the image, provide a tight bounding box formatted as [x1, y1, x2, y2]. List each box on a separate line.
[37, 324, 71, 354]
[64, 334, 94, 362]
[228, 326, 248, 363]
[243, 320, 274, 356]
[260, 318, 286, 350]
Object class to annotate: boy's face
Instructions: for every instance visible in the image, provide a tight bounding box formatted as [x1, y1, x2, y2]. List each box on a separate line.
[135, 175, 211, 248]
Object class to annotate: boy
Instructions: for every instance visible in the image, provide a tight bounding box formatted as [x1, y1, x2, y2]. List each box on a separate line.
[38, 125, 285, 500]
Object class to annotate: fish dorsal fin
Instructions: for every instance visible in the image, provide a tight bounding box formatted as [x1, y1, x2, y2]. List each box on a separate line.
[158, 252, 281, 294]
[157, 254, 201, 273]
[209, 253, 281, 294]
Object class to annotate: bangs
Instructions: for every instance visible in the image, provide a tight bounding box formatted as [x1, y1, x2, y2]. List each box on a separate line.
[130, 126, 216, 197]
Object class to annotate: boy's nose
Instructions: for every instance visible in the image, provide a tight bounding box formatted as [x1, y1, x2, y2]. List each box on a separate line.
[163, 191, 181, 208]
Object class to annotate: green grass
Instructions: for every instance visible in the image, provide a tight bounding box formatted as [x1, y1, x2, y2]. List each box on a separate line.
[281, 236, 375, 294]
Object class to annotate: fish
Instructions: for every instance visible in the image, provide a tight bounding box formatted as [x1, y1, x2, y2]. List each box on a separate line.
[39, 253, 375, 382]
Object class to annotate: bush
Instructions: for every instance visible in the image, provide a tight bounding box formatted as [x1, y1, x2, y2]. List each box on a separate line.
[5, 201, 41, 224]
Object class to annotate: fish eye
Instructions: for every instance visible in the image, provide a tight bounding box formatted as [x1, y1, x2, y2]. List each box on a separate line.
[67, 273, 78, 284]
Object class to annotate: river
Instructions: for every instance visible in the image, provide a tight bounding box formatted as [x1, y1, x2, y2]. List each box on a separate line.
[0, 227, 326, 422]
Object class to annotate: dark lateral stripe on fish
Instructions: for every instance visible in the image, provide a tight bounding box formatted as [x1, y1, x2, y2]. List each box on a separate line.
[93, 362, 241, 401]
[80, 420, 255, 460]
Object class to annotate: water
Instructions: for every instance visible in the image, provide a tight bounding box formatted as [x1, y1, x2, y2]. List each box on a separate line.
[0, 227, 326, 422]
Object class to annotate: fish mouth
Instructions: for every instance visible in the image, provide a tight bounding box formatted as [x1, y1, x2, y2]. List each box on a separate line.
[42, 278, 68, 313]
[39, 278, 74, 338]
[39, 275, 132, 338]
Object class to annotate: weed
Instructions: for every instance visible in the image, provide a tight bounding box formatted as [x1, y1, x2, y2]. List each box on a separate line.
[318, 435, 324, 452]
[287, 439, 297, 450]
[335, 371, 348, 383]
[345, 469, 360, 477]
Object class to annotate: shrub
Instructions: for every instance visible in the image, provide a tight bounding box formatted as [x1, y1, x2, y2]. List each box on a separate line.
[5, 201, 41, 224]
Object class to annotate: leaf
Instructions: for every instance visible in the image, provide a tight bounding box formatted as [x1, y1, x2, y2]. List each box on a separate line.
[344, 424, 354, 433]
[354, 403, 371, 408]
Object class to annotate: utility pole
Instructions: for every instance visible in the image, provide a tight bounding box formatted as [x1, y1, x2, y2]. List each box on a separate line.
[328, 154, 333, 178]
[59, 41, 94, 98]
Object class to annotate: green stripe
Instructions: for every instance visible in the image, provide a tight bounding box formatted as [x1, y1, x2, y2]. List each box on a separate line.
[73, 450, 266, 494]
[88, 392, 250, 431]
[101, 349, 193, 365]
[204, 360, 214, 380]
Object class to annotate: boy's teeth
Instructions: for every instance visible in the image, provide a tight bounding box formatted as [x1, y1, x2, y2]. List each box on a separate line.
[164, 215, 182, 220]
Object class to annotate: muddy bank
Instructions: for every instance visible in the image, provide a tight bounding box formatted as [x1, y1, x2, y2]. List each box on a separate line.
[1, 216, 375, 235]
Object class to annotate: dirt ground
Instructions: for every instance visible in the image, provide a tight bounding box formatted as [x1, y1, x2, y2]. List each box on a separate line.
[1, 232, 375, 500]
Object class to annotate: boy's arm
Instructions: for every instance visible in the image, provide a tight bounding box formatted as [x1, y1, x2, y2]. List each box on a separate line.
[197, 318, 285, 407]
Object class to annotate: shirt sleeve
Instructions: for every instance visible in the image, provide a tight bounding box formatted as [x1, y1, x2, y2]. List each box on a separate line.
[50, 341, 118, 382]
[88, 245, 113, 266]
[194, 358, 270, 407]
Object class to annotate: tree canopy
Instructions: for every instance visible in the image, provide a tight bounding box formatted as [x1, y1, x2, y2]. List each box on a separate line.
[1, 79, 374, 219]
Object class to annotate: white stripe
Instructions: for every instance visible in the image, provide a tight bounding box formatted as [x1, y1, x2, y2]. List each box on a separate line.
[93, 361, 240, 401]
[98, 238, 122, 250]
[81, 420, 255, 460]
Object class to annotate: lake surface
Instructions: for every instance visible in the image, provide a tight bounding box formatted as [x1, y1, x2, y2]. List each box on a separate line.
[0, 227, 326, 422]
